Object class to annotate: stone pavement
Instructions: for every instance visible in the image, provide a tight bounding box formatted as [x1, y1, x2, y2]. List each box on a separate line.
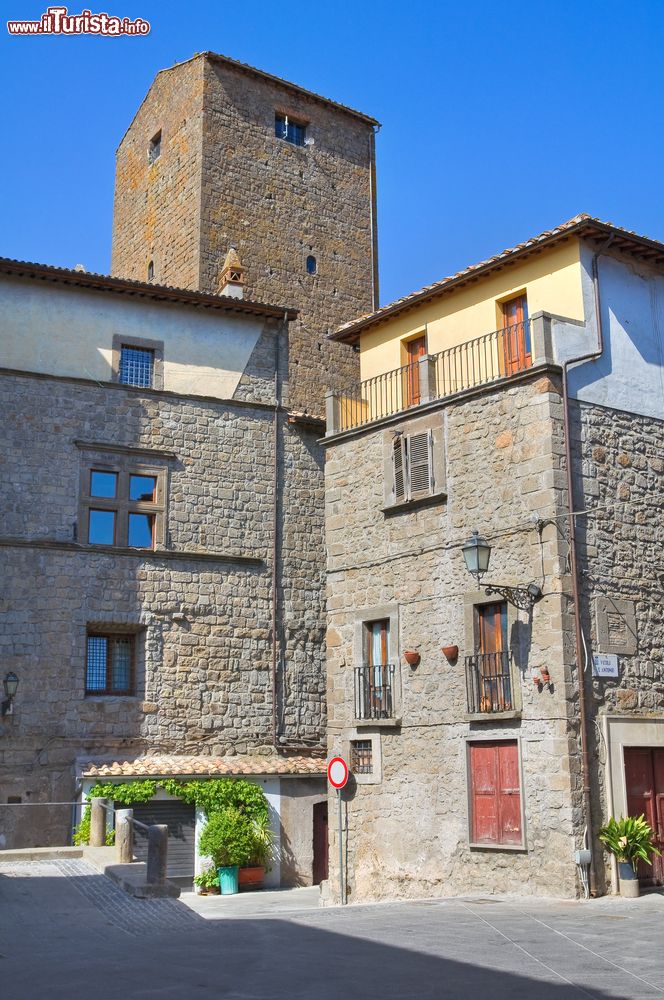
[1, 860, 664, 1000]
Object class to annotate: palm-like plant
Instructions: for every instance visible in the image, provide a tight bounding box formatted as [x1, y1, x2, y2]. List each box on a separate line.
[598, 814, 661, 873]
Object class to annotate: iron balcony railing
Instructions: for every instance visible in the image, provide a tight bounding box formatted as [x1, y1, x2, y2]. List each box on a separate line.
[465, 651, 515, 715]
[331, 321, 532, 433]
[354, 663, 396, 721]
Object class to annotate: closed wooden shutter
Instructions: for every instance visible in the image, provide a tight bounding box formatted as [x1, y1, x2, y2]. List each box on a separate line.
[393, 436, 405, 503]
[469, 741, 521, 846]
[407, 431, 433, 498]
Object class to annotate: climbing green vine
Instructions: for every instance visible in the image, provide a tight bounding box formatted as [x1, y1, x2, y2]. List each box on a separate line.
[74, 777, 268, 845]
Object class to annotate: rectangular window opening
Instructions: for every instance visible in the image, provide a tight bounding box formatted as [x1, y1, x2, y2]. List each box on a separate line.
[86, 633, 135, 696]
[275, 113, 306, 147]
[119, 345, 154, 388]
[351, 740, 373, 775]
[148, 130, 161, 164]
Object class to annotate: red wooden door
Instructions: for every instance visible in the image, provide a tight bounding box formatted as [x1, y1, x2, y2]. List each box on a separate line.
[469, 741, 522, 846]
[405, 335, 427, 406]
[501, 295, 531, 374]
[312, 801, 328, 885]
[624, 748, 664, 884]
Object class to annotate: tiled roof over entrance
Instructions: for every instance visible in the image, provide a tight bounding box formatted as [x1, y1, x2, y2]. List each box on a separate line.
[82, 754, 326, 778]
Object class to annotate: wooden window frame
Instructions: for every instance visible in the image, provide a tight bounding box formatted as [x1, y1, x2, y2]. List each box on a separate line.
[466, 737, 526, 851]
[85, 632, 136, 697]
[80, 458, 168, 550]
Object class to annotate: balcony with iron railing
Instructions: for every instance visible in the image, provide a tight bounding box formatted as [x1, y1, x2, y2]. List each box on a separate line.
[354, 663, 398, 723]
[326, 316, 553, 435]
[464, 651, 520, 718]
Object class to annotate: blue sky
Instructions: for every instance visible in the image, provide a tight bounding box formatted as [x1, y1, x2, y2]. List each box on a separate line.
[1, 0, 663, 306]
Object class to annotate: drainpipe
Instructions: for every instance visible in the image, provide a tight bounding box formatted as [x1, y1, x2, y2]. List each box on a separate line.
[561, 236, 613, 895]
[369, 125, 381, 311]
[272, 315, 284, 747]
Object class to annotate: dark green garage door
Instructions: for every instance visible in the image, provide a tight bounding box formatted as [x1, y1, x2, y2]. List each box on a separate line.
[120, 800, 196, 885]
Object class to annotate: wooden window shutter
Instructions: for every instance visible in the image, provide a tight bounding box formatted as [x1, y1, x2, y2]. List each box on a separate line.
[407, 430, 433, 499]
[497, 742, 522, 844]
[469, 742, 500, 844]
[393, 436, 406, 503]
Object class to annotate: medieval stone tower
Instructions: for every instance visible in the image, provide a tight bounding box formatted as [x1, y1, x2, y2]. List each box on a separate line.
[111, 51, 379, 415]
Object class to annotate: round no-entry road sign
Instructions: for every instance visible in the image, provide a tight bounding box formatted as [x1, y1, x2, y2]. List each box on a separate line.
[327, 756, 349, 789]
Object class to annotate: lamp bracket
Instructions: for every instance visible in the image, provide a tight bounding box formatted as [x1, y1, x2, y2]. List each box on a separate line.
[1, 698, 13, 717]
[484, 582, 543, 611]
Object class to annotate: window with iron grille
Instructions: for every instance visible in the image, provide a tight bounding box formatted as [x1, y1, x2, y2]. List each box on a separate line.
[275, 113, 306, 146]
[351, 740, 373, 775]
[86, 633, 134, 695]
[81, 460, 166, 550]
[119, 345, 154, 388]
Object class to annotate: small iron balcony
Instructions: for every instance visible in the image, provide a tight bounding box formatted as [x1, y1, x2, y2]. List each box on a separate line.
[327, 319, 540, 434]
[354, 663, 396, 721]
[465, 651, 516, 715]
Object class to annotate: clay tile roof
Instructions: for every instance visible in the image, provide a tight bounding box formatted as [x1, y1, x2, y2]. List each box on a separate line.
[331, 213, 664, 343]
[81, 754, 326, 779]
[0, 256, 297, 321]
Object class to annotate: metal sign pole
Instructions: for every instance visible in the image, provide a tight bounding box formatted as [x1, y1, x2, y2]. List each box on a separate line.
[337, 787, 344, 905]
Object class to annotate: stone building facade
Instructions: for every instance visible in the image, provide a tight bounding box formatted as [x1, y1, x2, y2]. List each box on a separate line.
[324, 216, 664, 901]
[0, 260, 327, 883]
[111, 51, 379, 417]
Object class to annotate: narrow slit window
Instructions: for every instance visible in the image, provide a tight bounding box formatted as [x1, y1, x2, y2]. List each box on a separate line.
[148, 130, 161, 164]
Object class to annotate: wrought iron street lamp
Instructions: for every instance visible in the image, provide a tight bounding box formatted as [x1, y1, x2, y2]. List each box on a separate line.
[462, 530, 542, 611]
[2, 672, 19, 716]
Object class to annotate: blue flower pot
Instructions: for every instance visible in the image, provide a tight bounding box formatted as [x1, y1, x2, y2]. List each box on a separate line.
[218, 865, 239, 895]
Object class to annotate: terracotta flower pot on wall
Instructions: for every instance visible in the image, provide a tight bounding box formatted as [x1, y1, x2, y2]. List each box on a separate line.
[441, 645, 458, 662]
[404, 650, 421, 667]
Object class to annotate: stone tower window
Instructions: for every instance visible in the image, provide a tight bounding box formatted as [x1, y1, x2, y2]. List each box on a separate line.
[306, 255, 317, 275]
[147, 260, 154, 282]
[275, 113, 306, 147]
[148, 130, 161, 164]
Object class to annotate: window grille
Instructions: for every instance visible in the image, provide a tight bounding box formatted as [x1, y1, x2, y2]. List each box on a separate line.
[351, 740, 373, 774]
[275, 114, 306, 146]
[119, 345, 154, 388]
[86, 634, 134, 695]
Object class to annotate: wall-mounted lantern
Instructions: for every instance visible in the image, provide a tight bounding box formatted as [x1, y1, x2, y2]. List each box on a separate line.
[2, 672, 19, 716]
[461, 530, 543, 611]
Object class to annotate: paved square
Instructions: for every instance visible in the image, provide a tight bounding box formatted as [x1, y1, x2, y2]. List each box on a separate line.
[1, 861, 663, 999]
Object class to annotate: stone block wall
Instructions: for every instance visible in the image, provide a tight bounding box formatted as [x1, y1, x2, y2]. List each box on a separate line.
[111, 57, 204, 291]
[570, 399, 664, 888]
[0, 365, 326, 847]
[324, 370, 582, 901]
[112, 54, 377, 417]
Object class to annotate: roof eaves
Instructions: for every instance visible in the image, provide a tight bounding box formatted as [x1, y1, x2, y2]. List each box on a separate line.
[204, 51, 380, 126]
[330, 214, 664, 343]
[0, 256, 298, 321]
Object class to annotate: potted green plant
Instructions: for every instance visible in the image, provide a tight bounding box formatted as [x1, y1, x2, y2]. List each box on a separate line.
[198, 807, 253, 895]
[193, 866, 220, 895]
[239, 815, 273, 891]
[598, 814, 661, 898]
